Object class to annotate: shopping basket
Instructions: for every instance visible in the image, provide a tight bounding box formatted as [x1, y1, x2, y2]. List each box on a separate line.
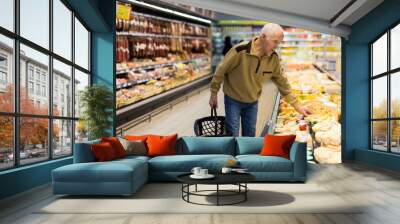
[194, 107, 226, 136]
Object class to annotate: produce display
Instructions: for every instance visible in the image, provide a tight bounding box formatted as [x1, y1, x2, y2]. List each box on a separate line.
[116, 1, 212, 109]
[273, 62, 341, 164]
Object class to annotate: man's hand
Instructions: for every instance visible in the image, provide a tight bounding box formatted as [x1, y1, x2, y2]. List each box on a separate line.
[209, 94, 218, 108]
[295, 106, 311, 116]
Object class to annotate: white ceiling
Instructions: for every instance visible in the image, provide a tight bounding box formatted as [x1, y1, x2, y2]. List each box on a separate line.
[169, 0, 384, 37]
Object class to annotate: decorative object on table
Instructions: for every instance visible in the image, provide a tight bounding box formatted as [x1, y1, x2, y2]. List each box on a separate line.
[190, 167, 214, 179]
[221, 167, 232, 173]
[226, 159, 237, 167]
[194, 107, 226, 136]
[191, 167, 202, 176]
[79, 84, 113, 140]
[222, 167, 248, 174]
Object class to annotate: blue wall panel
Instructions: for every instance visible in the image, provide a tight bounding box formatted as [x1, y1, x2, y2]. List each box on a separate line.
[344, 0, 400, 170]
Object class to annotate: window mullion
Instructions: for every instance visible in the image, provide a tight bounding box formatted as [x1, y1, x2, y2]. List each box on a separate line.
[388, 30, 391, 152]
[71, 11, 76, 154]
[48, 0, 54, 160]
[13, 0, 20, 167]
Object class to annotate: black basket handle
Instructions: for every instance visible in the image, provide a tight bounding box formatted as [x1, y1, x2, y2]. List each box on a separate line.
[210, 106, 218, 118]
[211, 107, 218, 135]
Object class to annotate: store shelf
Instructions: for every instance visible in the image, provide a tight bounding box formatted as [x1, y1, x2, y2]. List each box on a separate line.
[116, 74, 212, 127]
[132, 11, 209, 28]
[116, 56, 209, 75]
[116, 31, 209, 39]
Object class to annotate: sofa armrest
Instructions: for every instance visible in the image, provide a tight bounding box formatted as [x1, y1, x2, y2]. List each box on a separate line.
[73, 140, 100, 163]
[289, 142, 307, 181]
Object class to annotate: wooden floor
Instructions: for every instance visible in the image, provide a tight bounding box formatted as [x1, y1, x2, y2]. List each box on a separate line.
[1, 162, 400, 224]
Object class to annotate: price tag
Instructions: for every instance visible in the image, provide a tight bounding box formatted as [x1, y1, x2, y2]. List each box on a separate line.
[117, 4, 132, 20]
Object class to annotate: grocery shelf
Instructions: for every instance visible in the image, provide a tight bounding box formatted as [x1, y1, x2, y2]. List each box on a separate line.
[116, 74, 212, 127]
[116, 31, 209, 40]
[132, 11, 210, 28]
[116, 56, 210, 75]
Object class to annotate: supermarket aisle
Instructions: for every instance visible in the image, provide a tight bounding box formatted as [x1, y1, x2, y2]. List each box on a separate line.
[124, 81, 277, 137]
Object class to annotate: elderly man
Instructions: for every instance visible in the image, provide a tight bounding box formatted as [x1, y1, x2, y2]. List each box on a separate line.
[209, 23, 310, 137]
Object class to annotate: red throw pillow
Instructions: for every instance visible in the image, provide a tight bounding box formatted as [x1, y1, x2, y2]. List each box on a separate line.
[260, 134, 296, 159]
[146, 134, 178, 157]
[91, 142, 117, 162]
[101, 137, 126, 158]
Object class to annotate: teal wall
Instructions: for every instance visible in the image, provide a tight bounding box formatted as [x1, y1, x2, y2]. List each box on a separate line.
[343, 0, 400, 171]
[92, 31, 116, 136]
[0, 158, 72, 199]
[0, 0, 115, 200]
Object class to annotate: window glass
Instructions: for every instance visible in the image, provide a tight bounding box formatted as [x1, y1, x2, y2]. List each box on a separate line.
[20, 0, 49, 49]
[372, 77, 387, 119]
[0, 0, 14, 31]
[53, 59, 72, 117]
[372, 121, 388, 151]
[0, 116, 14, 170]
[20, 44, 49, 115]
[74, 69, 89, 118]
[20, 117, 49, 165]
[53, 119, 72, 158]
[372, 33, 387, 76]
[74, 18, 89, 70]
[0, 35, 14, 113]
[53, 0, 72, 60]
[391, 24, 400, 70]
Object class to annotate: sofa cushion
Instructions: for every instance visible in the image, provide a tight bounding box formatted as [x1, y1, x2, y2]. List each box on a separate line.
[236, 155, 293, 172]
[52, 159, 147, 183]
[235, 137, 264, 155]
[148, 154, 235, 172]
[177, 137, 236, 155]
[73, 139, 100, 163]
[115, 155, 150, 163]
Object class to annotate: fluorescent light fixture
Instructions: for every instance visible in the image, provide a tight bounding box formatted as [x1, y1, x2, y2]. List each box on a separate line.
[127, 0, 212, 24]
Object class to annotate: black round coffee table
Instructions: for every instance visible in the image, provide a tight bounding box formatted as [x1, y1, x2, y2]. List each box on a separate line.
[177, 173, 255, 206]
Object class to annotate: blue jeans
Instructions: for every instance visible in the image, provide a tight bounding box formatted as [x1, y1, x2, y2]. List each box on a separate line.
[224, 95, 258, 137]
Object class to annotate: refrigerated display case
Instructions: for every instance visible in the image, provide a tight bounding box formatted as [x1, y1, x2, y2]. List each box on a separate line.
[115, 1, 212, 112]
[272, 62, 342, 164]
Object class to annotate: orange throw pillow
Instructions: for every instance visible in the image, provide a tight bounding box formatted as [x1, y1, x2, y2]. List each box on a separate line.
[91, 142, 117, 162]
[101, 137, 126, 158]
[146, 134, 178, 157]
[260, 135, 296, 159]
[124, 135, 152, 141]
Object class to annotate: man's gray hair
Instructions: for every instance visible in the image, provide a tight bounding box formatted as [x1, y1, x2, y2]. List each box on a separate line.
[260, 23, 284, 38]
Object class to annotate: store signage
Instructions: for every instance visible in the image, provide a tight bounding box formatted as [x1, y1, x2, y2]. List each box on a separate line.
[117, 4, 132, 20]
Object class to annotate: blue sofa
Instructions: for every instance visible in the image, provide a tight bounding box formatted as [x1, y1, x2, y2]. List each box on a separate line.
[52, 137, 306, 196]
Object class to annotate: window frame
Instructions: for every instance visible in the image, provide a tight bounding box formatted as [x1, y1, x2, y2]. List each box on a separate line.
[370, 20, 400, 154]
[0, 0, 92, 171]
